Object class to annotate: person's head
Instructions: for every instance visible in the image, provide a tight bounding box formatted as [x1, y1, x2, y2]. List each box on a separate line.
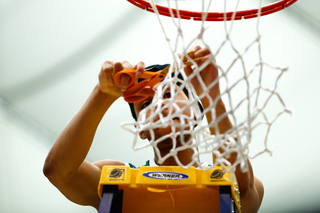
[128, 64, 203, 142]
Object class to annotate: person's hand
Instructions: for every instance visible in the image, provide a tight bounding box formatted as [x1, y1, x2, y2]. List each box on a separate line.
[184, 46, 220, 104]
[98, 60, 145, 97]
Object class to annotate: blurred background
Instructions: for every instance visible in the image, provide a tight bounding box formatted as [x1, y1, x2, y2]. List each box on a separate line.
[1, 0, 320, 212]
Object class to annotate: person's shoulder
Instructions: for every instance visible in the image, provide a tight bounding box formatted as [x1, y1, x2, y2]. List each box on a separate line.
[254, 175, 264, 205]
[92, 159, 125, 169]
[240, 175, 264, 213]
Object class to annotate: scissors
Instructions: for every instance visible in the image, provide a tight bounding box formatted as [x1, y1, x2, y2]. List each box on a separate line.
[114, 56, 204, 103]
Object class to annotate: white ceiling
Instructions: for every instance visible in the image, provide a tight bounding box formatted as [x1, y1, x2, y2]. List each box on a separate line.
[1, 0, 320, 212]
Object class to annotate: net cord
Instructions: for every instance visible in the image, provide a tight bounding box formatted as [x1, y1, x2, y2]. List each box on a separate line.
[121, 0, 292, 172]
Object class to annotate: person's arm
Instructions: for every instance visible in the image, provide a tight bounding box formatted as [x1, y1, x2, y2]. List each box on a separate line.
[43, 85, 119, 209]
[185, 46, 264, 213]
[43, 60, 145, 210]
[204, 99, 264, 212]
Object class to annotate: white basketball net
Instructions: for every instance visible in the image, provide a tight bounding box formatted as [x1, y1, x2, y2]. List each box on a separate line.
[122, 0, 292, 172]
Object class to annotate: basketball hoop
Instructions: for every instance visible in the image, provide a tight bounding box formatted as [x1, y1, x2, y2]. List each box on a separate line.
[121, 0, 295, 173]
[127, 0, 297, 21]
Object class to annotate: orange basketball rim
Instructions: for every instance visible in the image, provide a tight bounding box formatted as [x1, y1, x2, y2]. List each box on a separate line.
[127, 0, 298, 21]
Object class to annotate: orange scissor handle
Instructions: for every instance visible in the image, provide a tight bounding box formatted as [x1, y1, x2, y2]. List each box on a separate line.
[114, 69, 166, 103]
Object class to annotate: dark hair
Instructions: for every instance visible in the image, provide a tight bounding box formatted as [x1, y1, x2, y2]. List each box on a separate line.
[128, 64, 203, 121]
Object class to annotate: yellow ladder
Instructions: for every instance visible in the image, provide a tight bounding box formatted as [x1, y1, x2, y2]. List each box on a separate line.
[98, 166, 241, 213]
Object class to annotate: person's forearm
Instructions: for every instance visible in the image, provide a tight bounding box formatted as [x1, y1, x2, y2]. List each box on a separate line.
[43, 84, 118, 182]
[202, 98, 232, 135]
[202, 96, 255, 194]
